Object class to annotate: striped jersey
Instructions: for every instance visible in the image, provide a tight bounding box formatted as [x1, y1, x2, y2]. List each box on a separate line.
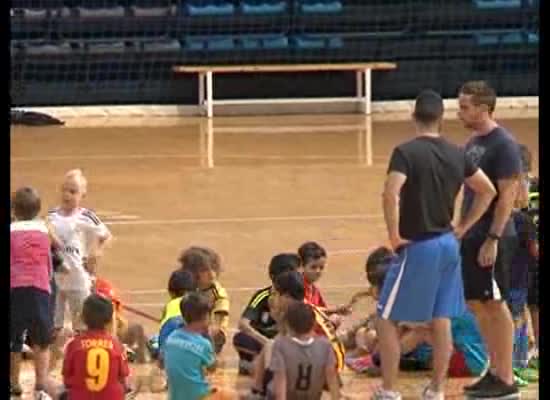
[10, 219, 52, 293]
[47, 207, 110, 291]
[311, 305, 345, 371]
[242, 286, 278, 339]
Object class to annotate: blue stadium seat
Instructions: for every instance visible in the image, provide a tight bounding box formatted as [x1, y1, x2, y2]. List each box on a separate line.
[141, 39, 181, 53]
[239, 34, 289, 49]
[291, 34, 343, 49]
[76, 6, 126, 18]
[131, 0, 174, 17]
[86, 40, 128, 54]
[297, 0, 342, 14]
[240, 0, 287, 15]
[184, 36, 235, 51]
[474, 30, 535, 46]
[473, 0, 521, 9]
[184, 0, 235, 16]
[24, 41, 73, 55]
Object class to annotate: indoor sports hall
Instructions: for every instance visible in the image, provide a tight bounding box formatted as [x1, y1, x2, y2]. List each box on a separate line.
[11, 0, 539, 399]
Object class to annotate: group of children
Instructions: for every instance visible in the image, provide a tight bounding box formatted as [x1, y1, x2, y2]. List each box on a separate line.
[10, 154, 539, 399]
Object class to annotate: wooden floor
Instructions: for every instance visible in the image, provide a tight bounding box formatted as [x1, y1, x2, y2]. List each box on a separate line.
[11, 113, 539, 399]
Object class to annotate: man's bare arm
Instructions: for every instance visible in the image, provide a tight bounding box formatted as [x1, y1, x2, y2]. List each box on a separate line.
[456, 169, 497, 236]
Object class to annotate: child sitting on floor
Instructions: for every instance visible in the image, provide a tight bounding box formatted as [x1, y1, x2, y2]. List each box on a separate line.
[179, 246, 230, 354]
[345, 246, 489, 378]
[233, 253, 301, 375]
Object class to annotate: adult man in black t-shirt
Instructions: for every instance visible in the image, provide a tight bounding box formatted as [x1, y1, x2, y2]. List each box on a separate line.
[374, 90, 496, 400]
[458, 81, 523, 399]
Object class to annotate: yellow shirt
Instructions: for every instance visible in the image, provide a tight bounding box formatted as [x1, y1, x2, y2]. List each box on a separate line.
[159, 296, 184, 329]
[200, 281, 230, 332]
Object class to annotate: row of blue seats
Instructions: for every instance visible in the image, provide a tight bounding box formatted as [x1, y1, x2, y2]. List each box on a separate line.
[11, 1, 342, 18]
[12, 35, 344, 54]
[12, 29, 538, 56]
[473, 0, 538, 9]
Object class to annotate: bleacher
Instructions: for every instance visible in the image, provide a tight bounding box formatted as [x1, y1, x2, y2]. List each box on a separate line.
[11, 0, 539, 106]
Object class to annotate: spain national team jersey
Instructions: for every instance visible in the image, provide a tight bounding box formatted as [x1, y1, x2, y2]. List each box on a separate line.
[63, 330, 130, 400]
[304, 277, 327, 309]
[310, 305, 345, 371]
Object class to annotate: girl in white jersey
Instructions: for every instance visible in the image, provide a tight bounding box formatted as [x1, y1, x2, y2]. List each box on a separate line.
[47, 169, 112, 333]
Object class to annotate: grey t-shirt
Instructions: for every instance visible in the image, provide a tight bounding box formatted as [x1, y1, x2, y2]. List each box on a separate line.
[268, 335, 336, 400]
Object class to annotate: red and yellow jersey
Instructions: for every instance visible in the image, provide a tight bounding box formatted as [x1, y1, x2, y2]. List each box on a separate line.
[63, 330, 130, 400]
[94, 278, 122, 313]
[310, 304, 345, 371]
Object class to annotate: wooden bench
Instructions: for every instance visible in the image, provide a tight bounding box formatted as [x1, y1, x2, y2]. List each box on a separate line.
[173, 62, 397, 117]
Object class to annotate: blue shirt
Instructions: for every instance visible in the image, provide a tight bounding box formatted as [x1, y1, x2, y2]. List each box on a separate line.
[452, 310, 488, 375]
[163, 328, 215, 400]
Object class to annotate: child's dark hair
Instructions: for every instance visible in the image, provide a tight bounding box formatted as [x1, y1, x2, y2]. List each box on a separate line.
[298, 241, 327, 266]
[82, 294, 114, 330]
[201, 247, 222, 275]
[180, 292, 211, 324]
[178, 247, 211, 277]
[366, 246, 394, 288]
[273, 271, 305, 301]
[286, 301, 315, 335]
[269, 253, 301, 280]
[168, 269, 196, 297]
[519, 144, 532, 173]
[13, 187, 41, 221]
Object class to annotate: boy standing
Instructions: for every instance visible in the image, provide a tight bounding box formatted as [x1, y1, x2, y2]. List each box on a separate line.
[11, 187, 54, 399]
[48, 169, 112, 333]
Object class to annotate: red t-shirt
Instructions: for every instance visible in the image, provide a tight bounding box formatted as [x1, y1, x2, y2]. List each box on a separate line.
[63, 330, 130, 400]
[303, 276, 327, 308]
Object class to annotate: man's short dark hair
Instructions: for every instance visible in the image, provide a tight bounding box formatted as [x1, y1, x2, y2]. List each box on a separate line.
[82, 294, 114, 330]
[366, 246, 394, 289]
[168, 269, 196, 298]
[180, 292, 211, 324]
[273, 271, 305, 301]
[268, 253, 301, 280]
[413, 89, 444, 125]
[13, 187, 41, 221]
[459, 80, 497, 113]
[286, 302, 315, 335]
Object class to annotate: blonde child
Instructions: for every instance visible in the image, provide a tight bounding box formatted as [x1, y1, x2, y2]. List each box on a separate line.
[48, 169, 112, 333]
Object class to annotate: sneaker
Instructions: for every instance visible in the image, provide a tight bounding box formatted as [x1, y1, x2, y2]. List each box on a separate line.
[34, 390, 53, 400]
[238, 359, 253, 376]
[463, 370, 495, 393]
[10, 383, 23, 397]
[422, 386, 444, 400]
[514, 367, 538, 383]
[466, 374, 520, 399]
[528, 356, 539, 370]
[371, 388, 402, 400]
[513, 374, 528, 388]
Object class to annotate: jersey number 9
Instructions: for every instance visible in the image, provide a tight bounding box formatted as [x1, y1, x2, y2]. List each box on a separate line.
[85, 348, 110, 391]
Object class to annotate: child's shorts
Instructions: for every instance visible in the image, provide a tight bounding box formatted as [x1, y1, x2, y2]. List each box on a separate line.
[528, 264, 538, 307]
[507, 288, 528, 319]
[54, 288, 90, 330]
[11, 287, 53, 351]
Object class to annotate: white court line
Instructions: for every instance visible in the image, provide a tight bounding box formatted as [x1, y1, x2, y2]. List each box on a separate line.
[121, 283, 367, 296]
[105, 213, 383, 226]
[12, 154, 379, 162]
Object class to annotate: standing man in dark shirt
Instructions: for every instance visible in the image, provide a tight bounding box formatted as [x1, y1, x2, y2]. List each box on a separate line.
[374, 90, 496, 400]
[458, 81, 523, 399]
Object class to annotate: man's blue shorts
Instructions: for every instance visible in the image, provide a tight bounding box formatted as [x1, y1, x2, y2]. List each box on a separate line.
[377, 232, 466, 322]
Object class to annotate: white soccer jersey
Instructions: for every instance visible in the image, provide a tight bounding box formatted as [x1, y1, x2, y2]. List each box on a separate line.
[47, 207, 111, 291]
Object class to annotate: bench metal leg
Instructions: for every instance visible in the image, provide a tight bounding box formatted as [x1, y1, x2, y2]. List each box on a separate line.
[198, 72, 205, 113]
[356, 70, 363, 98]
[364, 68, 372, 115]
[206, 71, 214, 118]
